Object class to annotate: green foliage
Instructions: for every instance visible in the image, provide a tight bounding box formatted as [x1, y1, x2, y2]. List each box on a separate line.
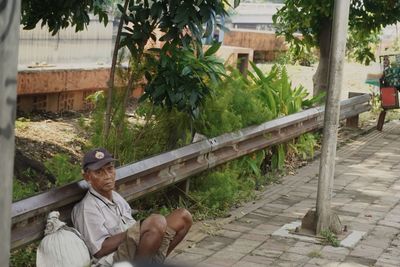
[290, 133, 317, 160]
[194, 68, 272, 137]
[44, 154, 81, 186]
[21, 0, 110, 35]
[15, 118, 30, 131]
[10, 243, 38, 267]
[117, 0, 230, 118]
[249, 63, 322, 117]
[190, 160, 256, 219]
[142, 44, 226, 118]
[273, 0, 400, 65]
[346, 28, 380, 65]
[88, 62, 319, 221]
[320, 229, 340, 247]
[13, 179, 39, 202]
[89, 90, 193, 164]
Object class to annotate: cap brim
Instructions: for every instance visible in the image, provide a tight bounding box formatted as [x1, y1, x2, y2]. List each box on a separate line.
[86, 158, 116, 171]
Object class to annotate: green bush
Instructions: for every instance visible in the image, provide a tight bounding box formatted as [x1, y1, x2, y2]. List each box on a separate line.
[10, 243, 37, 267]
[190, 160, 257, 219]
[194, 68, 272, 137]
[44, 154, 81, 186]
[86, 62, 320, 220]
[13, 179, 39, 202]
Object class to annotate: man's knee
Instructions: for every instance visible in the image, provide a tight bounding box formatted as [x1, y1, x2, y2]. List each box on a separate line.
[142, 214, 167, 239]
[176, 208, 193, 228]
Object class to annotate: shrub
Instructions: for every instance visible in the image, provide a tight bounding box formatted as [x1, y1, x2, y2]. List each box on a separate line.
[13, 179, 39, 202]
[44, 154, 81, 186]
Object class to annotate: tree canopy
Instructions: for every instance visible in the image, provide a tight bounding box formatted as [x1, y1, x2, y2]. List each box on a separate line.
[273, 0, 400, 94]
[20, 0, 233, 119]
[21, 0, 112, 35]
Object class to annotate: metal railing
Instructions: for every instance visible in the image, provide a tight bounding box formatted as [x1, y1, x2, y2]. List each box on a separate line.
[11, 94, 371, 249]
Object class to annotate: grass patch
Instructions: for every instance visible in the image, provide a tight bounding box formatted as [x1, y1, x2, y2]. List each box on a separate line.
[320, 229, 340, 247]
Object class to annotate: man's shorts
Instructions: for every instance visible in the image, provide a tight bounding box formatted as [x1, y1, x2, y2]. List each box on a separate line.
[113, 221, 176, 264]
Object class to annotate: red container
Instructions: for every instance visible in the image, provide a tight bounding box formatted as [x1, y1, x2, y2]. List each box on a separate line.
[380, 87, 399, 109]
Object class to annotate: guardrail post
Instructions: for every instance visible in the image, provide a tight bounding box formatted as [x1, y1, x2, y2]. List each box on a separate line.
[346, 92, 364, 128]
[177, 179, 190, 195]
[0, 1, 21, 265]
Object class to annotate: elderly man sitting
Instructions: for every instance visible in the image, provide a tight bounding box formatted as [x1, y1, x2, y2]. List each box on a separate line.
[72, 148, 193, 266]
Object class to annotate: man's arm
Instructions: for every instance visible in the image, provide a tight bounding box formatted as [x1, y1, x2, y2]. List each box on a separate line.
[94, 232, 126, 258]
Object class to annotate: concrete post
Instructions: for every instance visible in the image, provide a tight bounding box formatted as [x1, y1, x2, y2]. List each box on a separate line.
[316, 0, 350, 233]
[0, 0, 21, 265]
[346, 92, 364, 128]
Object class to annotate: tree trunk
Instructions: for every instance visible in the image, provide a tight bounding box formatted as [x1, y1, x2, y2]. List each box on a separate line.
[316, 0, 350, 235]
[313, 18, 333, 97]
[104, 0, 130, 139]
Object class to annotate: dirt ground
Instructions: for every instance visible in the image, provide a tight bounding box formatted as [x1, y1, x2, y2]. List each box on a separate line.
[15, 113, 87, 165]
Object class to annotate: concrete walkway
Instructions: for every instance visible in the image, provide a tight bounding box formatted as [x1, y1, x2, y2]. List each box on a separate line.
[168, 121, 400, 267]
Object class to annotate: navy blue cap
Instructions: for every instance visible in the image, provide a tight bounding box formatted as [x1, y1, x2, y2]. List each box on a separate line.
[82, 147, 115, 171]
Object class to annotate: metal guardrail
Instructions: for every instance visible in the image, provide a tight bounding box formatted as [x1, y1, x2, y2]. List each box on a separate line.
[11, 94, 371, 249]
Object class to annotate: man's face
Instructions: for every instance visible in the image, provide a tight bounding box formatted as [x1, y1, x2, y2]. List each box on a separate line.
[84, 162, 116, 196]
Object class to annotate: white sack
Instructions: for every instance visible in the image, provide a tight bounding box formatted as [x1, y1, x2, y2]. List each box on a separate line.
[37, 211, 91, 267]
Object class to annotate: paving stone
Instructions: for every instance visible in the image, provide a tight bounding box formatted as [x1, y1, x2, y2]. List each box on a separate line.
[379, 220, 400, 229]
[288, 191, 312, 198]
[196, 236, 234, 251]
[319, 252, 346, 261]
[197, 263, 226, 267]
[320, 246, 350, 255]
[235, 218, 264, 228]
[212, 249, 246, 261]
[248, 223, 281, 236]
[232, 261, 266, 267]
[370, 225, 399, 239]
[250, 247, 283, 259]
[344, 255, 377, 266]
[225, 239, 264, 254]
[168, 252, 207, 265]
[215, 229, 243, 239]
[279, 252, 310, 263]
[306, 257, 334, 266]
[350, 244, 384, 260]
[358, 237, 392, 249]
[222, 223, 253, 233]
[375, 256, 400, 266]
[262, 203, 292, 211]
[241, 255, 275, 265]
[202, 256, 241, 267]
[182, 246, 215, 256]
[272, 260, 304, 267]
[287, 242, 323, 256]
[240, 233, 269, 242]
[267, 215, 298, 226]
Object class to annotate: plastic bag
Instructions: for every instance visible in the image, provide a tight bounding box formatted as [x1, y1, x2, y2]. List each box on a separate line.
[37, 211, 91, 267]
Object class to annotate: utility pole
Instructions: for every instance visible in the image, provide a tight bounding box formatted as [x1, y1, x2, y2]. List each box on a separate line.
[316, 0, 350, 234]
[0, 0, 21, 265]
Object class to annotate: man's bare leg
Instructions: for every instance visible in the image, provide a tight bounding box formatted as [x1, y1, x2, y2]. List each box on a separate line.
[136, 214, 167, 259]
[165, 208, 193, 255]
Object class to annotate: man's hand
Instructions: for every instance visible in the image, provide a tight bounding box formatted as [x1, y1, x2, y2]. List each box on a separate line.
[94, 232, 126, 258]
